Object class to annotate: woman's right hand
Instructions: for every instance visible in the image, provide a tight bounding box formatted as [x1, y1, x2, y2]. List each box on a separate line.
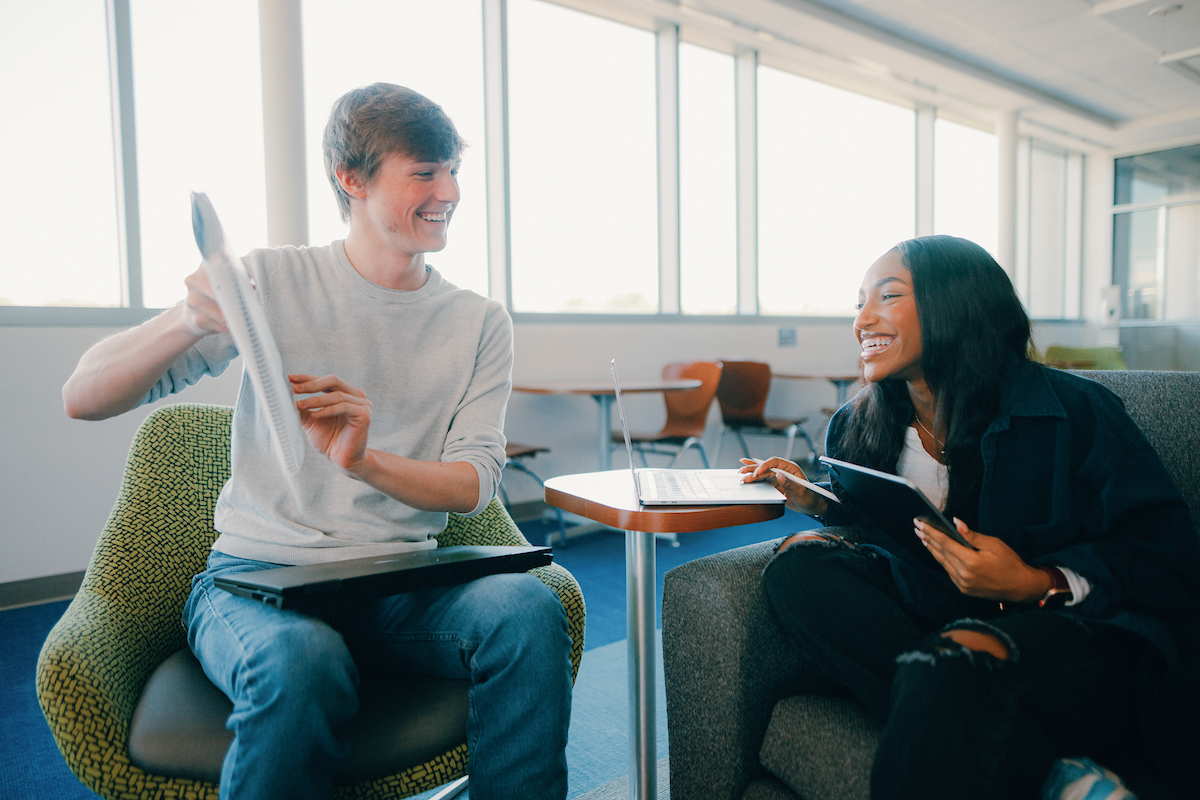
[739, 457, 828, 516]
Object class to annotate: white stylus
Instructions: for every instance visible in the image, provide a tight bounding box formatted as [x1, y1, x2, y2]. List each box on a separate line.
[742, 458, 840, 503]
[771, 468, 841, 503]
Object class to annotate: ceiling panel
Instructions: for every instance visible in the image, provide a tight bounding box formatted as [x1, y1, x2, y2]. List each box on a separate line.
[736, 0, 1200, 148]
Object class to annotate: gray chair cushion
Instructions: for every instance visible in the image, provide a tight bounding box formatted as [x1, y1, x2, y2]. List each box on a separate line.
[1078, 370, 1200, 524]
[740, 776, 802, 800]
[128, 648, 470, 785]
[759, 695, 879, 800]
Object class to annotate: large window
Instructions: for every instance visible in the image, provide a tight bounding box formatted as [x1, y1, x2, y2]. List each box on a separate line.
[302, 0, 487, 296]
[1025, 144, 1069, 318]
[131, 0, 268, 309]
[4, 0, 1089, 323]
[757, 67, 915, 316]
[678, 43, 737, 315]
[933, 118, 998, 257]
[1113, 145, 1200, 321]
[1, 1, 119, 307]
[507, 0, 658, 313]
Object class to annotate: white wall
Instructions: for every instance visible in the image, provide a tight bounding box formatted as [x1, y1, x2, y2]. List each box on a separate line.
[0, 314, 1092, 585]
[0, 326, 242, 584]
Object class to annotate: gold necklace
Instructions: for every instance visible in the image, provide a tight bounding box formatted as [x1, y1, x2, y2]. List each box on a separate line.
[914, 416, 944, 452]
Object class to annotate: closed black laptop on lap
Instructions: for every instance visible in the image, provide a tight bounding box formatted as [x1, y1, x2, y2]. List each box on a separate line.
[215, 545, 553, 609]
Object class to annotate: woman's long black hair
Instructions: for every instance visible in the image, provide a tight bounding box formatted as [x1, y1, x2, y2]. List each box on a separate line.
[836, 235, 1033, 526]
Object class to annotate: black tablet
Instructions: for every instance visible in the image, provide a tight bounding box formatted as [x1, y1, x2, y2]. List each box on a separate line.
[818, 456, 974, 549]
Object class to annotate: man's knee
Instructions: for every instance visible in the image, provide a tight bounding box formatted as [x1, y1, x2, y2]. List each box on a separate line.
[468, 573, 568, 647]
[249, 619, 357, 698]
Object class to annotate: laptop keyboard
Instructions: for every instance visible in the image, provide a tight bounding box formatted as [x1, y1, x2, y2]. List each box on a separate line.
[651, 470, 717, 499]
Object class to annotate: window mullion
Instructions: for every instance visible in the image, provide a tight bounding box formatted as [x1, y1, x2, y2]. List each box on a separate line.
[106, 0, 142, 309]
[484, 0, 512, 308]
[915, 105, 935, 237]
[735, 49, 757, 316]
[657, 24, 680, 315]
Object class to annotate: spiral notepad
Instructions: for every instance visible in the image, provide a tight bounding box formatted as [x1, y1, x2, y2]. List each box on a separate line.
[191, 192, 306, 475]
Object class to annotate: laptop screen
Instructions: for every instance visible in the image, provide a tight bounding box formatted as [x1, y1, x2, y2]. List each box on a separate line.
[610, 359, 640, 490]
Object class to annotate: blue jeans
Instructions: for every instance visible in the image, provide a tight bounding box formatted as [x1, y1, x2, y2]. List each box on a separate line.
[183, 550, 573, 800]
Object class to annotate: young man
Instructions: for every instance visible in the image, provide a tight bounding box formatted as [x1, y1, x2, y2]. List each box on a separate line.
[62, 83, 572, 800]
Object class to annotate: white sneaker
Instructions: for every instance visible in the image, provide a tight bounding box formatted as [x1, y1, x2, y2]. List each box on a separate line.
[1042, 757, 1137, 800]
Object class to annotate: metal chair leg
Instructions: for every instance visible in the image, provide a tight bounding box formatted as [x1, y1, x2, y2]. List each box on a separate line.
[735, 430, 751, 460]
[502, 460, 568, 547]
[430, 776, 469, 800]
[634, 444, 650, 469]
[783, 424, 797, 461]
[667, 437, 708, 469]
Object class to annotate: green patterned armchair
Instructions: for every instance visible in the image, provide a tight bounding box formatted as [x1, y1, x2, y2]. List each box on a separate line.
[36, 403, 586, 800]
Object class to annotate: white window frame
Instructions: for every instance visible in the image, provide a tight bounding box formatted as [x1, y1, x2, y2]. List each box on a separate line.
[3, 0, 1086, 327]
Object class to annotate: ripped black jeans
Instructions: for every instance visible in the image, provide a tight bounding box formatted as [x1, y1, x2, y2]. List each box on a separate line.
[762, 531, 1145, 800]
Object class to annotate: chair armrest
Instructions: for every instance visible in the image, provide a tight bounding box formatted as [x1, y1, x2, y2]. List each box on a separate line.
[663, 537, 841, 800]
[36, 587, 192, 798]
[440, 499, 586, 681]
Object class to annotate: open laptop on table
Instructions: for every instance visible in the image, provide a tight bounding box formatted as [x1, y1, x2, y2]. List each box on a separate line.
[611, 359, 786, 507]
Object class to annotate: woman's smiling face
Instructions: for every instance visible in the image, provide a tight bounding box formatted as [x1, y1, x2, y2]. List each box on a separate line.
[854, 250, 924, 384]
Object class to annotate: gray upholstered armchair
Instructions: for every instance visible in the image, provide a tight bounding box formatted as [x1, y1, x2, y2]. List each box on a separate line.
[662, 370, 1200, 800]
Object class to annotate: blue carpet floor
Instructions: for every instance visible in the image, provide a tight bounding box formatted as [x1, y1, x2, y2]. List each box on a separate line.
[1, 509, 816, 800]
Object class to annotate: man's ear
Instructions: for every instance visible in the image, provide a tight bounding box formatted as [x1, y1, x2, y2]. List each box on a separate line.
[335, 166, 368, 200]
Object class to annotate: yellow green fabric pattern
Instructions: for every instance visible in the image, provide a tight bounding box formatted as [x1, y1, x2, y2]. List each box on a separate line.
[36, 403, 586, 800]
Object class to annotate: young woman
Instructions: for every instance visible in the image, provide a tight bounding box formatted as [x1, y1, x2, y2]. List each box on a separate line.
[742, 235, 1200, 800]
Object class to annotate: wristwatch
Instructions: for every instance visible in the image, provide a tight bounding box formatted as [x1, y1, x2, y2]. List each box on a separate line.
[1036, 566, 1073, 609]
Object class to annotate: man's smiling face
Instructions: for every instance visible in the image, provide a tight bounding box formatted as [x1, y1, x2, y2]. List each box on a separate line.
[360, 152, 461, 259]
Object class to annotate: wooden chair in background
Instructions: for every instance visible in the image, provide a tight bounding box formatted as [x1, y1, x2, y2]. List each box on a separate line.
[713, 361, 816, 468]
[612, 361, 723, 469]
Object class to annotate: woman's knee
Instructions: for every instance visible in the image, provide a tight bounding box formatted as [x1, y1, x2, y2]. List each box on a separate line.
[778, 530, 843, 553]
[941, 628, 1010, 660]
[763, 531, 861, 601]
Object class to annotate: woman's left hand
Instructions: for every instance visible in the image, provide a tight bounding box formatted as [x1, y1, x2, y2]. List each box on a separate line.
[915, 518, 1051, 603]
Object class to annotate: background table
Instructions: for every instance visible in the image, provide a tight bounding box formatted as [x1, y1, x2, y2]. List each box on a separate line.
[545, 470, 784, 800]
[514, 380, 701, 470]
[772, 372, 862, 406]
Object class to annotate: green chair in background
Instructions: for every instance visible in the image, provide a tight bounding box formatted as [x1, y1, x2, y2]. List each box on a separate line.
[36, 403, 586, 800]
[1043, 345, 1127, 370]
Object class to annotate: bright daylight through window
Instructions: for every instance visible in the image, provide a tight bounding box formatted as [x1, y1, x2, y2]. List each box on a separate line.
[302, 0, 488, 297]
[757, 66, 915, 316]
[131, 0, 268, 309]
[933, 118, 998, 259]
[3, 0, 1086, 323]
[1113, 145, 1200, 322]
[679, 42, 737, 316]
[1, 0, 119, 307]
[507, 0, 659, 314]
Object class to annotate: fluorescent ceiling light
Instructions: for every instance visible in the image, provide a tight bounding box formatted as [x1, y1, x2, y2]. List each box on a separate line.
[1091, 0, 1151, 15]
[1160, 46, 1200, 64]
